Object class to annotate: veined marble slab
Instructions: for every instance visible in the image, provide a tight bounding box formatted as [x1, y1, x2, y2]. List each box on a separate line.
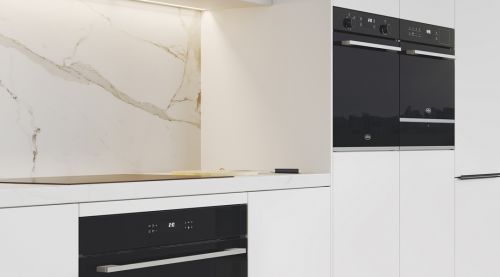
[0, 0, 201, 178]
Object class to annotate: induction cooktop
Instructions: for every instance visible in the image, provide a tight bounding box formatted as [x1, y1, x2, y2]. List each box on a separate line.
[0, 174, 232, 185]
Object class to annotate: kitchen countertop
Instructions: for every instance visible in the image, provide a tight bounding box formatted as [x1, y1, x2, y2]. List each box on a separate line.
[0, 173, 330, 209]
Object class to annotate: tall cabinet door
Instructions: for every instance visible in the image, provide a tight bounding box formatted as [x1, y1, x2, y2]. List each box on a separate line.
[333, 151, 399, 277]
[400, 150, 454, 277]
[456, 177, 500, 277]
[332, 0, 399, 18]
[248, 188, 331, 277]
[400, 0, 454, 27]
[456, 0, 500, 176]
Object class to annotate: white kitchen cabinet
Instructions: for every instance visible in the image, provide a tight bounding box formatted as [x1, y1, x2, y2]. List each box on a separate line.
[400, 150, 454, 277]
[333, 0, 399, 18]
[456, 177, 500, 277]
[456, 0, 500, 176]
[131, 0, 272, 10]
[248, 188, 330, 277]
[333, 151, 399, 277]
[400, 0, 454, 27]
[0, 204, 78, 277]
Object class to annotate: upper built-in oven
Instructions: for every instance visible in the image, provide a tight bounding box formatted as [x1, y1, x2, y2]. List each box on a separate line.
[333, 7, 400, 151]
[399, 20, 455, 149]
[79, 205, 247, 277]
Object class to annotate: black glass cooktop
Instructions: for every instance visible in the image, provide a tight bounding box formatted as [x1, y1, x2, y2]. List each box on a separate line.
[0, 174, 232, 185]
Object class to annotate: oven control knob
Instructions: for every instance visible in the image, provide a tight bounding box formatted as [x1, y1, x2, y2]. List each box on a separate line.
[380, 24, 389, 35]
[343, 17, 353, 29]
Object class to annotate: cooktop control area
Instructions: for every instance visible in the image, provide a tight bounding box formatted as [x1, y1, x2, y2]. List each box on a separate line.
[333, 7, 399, 39]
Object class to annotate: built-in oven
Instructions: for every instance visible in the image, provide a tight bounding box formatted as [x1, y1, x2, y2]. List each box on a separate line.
[399, 20, 455, 149]
[332, 7, 400, 151]
[79, 205, 247, 277]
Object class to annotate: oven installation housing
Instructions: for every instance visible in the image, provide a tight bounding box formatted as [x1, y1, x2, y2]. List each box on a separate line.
[332, 6, 455, 152]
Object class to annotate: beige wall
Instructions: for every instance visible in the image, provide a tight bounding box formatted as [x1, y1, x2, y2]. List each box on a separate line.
[201, 0, 332, 173]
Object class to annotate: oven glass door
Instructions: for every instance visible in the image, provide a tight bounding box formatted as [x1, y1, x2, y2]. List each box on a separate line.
[80, 240, 247, 277]
[333, 34, 400, 149]
[400, 53, 454, 120]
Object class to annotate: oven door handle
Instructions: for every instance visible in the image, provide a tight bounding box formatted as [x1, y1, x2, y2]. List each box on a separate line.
[406, 50, 455, 60]
[341, 40, 401, 52]
[96, 248, 247, 273]
[400, 118, 455, 124]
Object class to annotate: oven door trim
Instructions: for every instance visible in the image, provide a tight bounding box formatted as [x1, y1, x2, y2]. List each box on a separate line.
[96, 248, 247, 273]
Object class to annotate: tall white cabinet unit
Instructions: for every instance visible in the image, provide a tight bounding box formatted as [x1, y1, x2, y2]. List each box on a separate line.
[455, 0, 500, 276]
[400, 151, 454, 277]
[333, 151, 399, 277]
[456, 0, 500, 176]
[400, 0, 454, 27]
[248, 188, 331, 277]
[0, 204, 78, 277]
[332, 0, 399, 17]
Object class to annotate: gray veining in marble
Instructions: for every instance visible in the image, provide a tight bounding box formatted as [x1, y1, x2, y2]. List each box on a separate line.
[0, 0, 202, 177]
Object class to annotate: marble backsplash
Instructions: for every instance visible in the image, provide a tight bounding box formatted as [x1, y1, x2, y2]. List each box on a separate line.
[0, 0, 201, 178]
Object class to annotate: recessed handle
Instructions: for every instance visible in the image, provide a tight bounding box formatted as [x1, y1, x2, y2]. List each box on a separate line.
[96, 248, 247, 273]
[341, 40, 401, 52]
[457, 173, 500, 180]
[406, 50, 455, 60]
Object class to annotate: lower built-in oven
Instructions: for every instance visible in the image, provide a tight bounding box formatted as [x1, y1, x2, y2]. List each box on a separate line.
[79, 205, 247, 277]
[332, 7, 400, 151]
[399, 20, 455, 149]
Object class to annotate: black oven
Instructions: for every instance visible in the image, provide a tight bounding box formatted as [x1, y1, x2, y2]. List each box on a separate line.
[79, 205, 247, 277]
[399, 20, 455, 149]
[333, 7, 400, 151]
[332, 7, 455, 151]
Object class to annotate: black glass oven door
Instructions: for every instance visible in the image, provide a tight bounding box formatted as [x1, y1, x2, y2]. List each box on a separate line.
[333, 34, 400, 150]
[80, 240, 247, 277]
[400, 49, 455, 120]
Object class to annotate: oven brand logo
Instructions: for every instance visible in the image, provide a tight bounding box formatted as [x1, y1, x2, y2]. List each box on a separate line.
[168, 222, 176, 228]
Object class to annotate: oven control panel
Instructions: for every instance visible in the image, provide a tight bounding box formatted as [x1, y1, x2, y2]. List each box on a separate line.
[333, 6, 399, 39]
[79, 205, 247, 255]
[400, 20, 454, 48]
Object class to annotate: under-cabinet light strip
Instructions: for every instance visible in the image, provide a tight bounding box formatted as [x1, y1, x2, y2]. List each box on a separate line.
[131, 0, 206, 11]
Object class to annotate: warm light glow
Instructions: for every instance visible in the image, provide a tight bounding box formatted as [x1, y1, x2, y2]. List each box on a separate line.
[132, 0, 206, 11]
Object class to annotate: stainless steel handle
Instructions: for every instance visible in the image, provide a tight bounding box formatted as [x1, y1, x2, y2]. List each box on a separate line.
[400, 118, 455, 124]
[400, 146, 455, 151]
[406, 50, 455, 60]
[333, 146, 400, 152]
[457, 173, 500, 180]
[96, 248, 247, 273]
[341, 40, 402, 52]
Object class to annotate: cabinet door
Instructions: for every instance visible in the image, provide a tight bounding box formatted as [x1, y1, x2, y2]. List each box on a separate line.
[400, 150, 454, 277]
[333, 0, 399, 18]
[400, 0, 454, 27]
[456, 177, 500, 277]
[456, 0, 500, 176]
[0, 204, 78, 277]
[248, 188, 330, 277]
[333, 151, 399, 277]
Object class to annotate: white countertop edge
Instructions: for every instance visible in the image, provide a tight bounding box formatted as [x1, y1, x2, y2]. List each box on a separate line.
[0, 174, 331, 209]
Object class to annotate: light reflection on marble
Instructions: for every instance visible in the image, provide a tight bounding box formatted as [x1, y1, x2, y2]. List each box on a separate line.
[0, 0, 201, 178]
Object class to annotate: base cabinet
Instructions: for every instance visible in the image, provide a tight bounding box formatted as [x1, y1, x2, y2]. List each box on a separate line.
[333, 151, 399, 277]
[400, 151, 454, 277]
[456, 178, 500, 277]
[0, 204, 78, 277]
[248, 187, 331, 277]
